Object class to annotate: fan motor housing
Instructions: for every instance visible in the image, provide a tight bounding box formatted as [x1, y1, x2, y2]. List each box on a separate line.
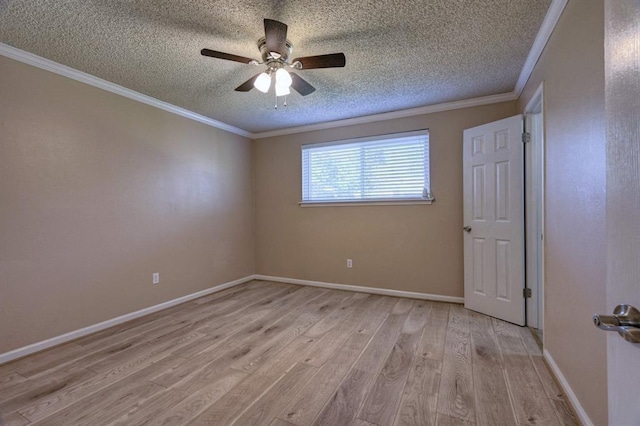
[257, 37, 294, 64]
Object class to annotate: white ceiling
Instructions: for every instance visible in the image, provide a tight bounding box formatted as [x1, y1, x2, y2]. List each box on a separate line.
[0, 0, 552, 134]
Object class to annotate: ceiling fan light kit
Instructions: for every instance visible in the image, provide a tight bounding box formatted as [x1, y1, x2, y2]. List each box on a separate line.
[254, 71, 271, 93]
[200, 18, 346, 108]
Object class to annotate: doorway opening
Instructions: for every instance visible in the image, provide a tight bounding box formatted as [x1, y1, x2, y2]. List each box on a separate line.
[524, 83, 545, 343]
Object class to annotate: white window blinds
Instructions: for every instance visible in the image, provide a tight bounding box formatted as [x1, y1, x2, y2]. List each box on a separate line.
[302, 130, 430, 203]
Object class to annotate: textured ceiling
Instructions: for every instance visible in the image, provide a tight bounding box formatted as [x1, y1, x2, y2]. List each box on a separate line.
[0, 0, 551, 133]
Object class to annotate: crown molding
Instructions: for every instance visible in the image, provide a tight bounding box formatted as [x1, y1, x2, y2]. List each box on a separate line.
[1, 0, 565, 140]
[250, 92, 518, 139]
[0, 42, 252, 138]
[514, 0, 568, 96]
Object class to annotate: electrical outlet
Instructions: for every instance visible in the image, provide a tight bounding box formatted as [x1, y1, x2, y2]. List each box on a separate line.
[153, 273, 160, 284]
[347, 259, 353, 268]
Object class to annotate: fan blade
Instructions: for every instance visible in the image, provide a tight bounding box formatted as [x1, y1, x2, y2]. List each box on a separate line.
[235, 74, 261, 92]
[264, 19, 288, 56]
[292, 53, 346, 69]
[290, 73, 316, 96]
[201, 49, 254, 64]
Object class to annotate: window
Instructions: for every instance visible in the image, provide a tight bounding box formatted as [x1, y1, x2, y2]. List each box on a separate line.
[301, 130, 432, 205]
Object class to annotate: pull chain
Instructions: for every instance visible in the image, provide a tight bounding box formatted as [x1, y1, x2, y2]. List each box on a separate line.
[273, 94, 288, 109]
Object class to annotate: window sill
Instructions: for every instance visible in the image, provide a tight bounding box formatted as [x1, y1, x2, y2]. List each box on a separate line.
[299, 198, 434, 207]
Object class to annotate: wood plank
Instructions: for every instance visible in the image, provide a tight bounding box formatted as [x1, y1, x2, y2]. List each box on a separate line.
[312, 368, 369, 426]
[0, 367, 96, 414]
[393, 354, 441, 425]
[501, 370, 560, 426]
[0, 377, 35, 404]
[418, 302, 450, 361]
[0, 285, 577, 425]
[277, 333, 373, 426]
[0, 412, 30, 426]
[72, 282, 290, 351]
[359, 301, 430, 425]
[148, 289, 331, 389]
[349, 419, 377, 426]
[191, 279, 267, 305]
[135, 369, 247, 425]
[354, 296, 396, 336]
[0, 373, 27, 393]
[353, 298, 414, 374]
[492, 319, 560, 426]
[550, 398, 579, 426]
[304, 293, 370, 338]
[468, 311, 515, 426]
[187, 362, 316, 425]
[269, 417, 297, 426]
[436, 412, 475, 426]
[176, 331, 317, 398]
[222, 287, 328, 350]
[302, 296, 384, 368]
[170, 305, 279, 359]
[36, 382, 163, 426]
[436, 305, 475, 423]
[85, 328, 204, 374]
[169, 287, 307, 360]
[170, 284, 298, 328]
[0, 343, 85, 379]
[490, 319, 523, 354]
[179, 310, 332, 424]
[40, 321, 192, 377]
[71, 301, 199, 347]
[16, 311, 206, 382]
[231, 362, 319, 426]
[16, 338, 196, 423]
[312, 299, 414, 426]
[29, 356, 182, 426]
[518, 327, 542, 356]
[107, 388, 188, 426]
[0, 365, 79, 403]
[230, 291, 353, 373]
[529, 356, 564, 400]
[529, 356, 579, 425]
[173, 286, 304, 358]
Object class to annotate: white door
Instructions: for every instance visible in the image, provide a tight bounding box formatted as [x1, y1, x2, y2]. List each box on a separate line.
[463, 115, 525, 325]
[604, 1, 640, 423]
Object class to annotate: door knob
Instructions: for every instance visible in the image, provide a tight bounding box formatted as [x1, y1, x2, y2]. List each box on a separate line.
[463, 226, 472, 233]
[593, 304, 640, 343]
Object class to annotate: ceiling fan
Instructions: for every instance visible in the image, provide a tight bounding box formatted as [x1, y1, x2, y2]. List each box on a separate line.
[200, 19, 346, 99]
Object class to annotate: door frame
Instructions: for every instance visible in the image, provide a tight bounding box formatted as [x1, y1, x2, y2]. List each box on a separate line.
[524, 82, 545, 332]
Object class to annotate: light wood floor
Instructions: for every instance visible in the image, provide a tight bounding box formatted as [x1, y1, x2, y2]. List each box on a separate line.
[0, 281, 578, 426]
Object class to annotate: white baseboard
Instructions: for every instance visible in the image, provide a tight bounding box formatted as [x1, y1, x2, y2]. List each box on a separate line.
[0, 273, 461, 365]
[0, 274, 258, 365]
[543, 349, 593, 426]
[254, 274, 464, 304]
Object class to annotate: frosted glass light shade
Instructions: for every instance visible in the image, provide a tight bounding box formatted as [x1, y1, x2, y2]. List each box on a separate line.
[275, 83, 290, 97]
[254, 72, 271, 93]
[275, 68, 292, 88]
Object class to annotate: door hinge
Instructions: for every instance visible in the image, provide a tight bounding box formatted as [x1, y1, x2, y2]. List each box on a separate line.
[522, 132, 531, 143]
[523, 288, 532, 298]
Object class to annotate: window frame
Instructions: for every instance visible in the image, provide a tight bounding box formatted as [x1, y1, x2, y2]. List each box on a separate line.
[299, 130, 434, 207]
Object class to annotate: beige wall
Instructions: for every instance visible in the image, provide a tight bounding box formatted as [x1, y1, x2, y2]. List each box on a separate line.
[254, 102, 516, 296]
[0, 55, 255, 354]
[518, 0, 607, 424]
